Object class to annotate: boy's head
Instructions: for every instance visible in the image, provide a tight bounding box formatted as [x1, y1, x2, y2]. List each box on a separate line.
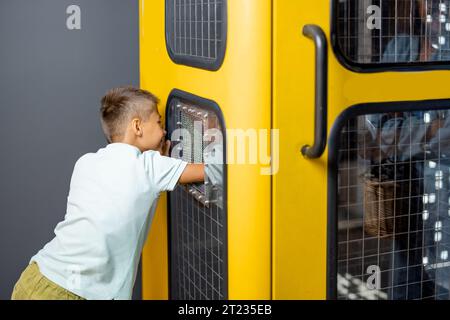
[100, 86, 166, 152]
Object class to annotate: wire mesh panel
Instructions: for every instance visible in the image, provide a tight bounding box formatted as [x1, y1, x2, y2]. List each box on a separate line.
[335, 0, 450, 65]
[336, 107, 450, 300]
[166, 0, 227, 70]
[167, 94, 227, 300]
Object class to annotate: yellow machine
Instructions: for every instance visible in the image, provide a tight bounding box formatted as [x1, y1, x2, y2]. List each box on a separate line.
[140, 0, 450, 300]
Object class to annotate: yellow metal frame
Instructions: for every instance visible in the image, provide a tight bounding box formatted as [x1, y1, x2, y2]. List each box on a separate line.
[141, 0, 450, 300]
[273, 0, 450, 300]
[140, 0, 272, 300]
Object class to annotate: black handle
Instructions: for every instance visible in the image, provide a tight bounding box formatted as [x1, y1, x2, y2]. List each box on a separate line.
[301, 24, 328, 159]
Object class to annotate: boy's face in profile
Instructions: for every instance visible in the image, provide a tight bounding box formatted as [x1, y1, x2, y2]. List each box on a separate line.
[137, 103, 166, 152]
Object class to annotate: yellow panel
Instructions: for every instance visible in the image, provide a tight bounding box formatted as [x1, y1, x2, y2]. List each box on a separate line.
[273, 0, 450, 300]
[142, 193, 169, 300]
[273, 0, 329, 300]
[140, 0, 272, 300]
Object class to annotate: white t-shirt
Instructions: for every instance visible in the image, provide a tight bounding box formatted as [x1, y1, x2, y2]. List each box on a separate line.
[30, 143, 188, 300]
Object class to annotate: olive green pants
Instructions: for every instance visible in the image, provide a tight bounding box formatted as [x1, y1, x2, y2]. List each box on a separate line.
[11, 262, 85, 300]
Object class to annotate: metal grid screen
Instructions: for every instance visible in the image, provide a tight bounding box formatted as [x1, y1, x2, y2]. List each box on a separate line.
[166, 0, 227, 69]
[336, 0, 450, 64]
[167, 97, 226, 300]
[337, 108, 450, 300]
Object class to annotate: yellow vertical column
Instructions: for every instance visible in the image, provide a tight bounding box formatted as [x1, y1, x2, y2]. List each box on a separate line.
[272, 0, 329, 299]
[140, 0, 272, 299]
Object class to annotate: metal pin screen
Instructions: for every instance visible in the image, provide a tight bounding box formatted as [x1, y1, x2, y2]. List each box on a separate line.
[167, 97, 227, 300]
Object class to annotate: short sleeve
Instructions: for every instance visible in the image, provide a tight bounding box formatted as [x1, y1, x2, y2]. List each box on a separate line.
[143, 151, 188, 192]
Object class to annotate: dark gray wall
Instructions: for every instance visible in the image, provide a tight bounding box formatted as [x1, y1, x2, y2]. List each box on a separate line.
[0, 0, 141, 299]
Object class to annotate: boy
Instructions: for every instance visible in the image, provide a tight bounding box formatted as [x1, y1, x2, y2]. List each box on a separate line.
[11, 86, 204, 300]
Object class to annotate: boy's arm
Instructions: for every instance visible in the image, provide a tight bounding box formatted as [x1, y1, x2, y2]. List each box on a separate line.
[179, 164, 205, 184]
[160, 139, 204, 184]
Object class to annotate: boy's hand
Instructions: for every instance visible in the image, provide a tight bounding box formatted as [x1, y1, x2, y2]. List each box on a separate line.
[159, 139, 171, 156]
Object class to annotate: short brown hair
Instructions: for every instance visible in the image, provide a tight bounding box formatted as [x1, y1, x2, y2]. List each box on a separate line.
[100, 86, 160, 142]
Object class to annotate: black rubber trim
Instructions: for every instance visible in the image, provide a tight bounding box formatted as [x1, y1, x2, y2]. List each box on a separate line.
[327, 98, 450, 300]
[330, 0, 450, 73]
[301, 24, 328, 159]
[165, 89, 228, 300]
[165, 0, 228, 71]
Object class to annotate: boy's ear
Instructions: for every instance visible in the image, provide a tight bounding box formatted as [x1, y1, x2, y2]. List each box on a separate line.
[131, 118, 143, 137]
